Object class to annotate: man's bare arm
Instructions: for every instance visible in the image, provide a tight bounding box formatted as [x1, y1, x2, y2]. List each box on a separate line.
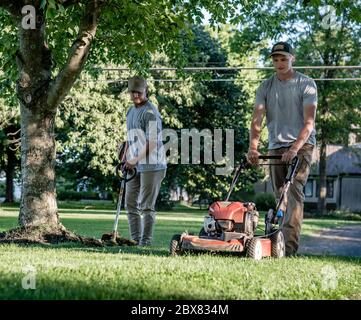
[282, 104, 316, 162]
[247, 104, 266, 164]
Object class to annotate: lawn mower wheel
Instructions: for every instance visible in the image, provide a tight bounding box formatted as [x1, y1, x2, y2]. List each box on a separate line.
[170, 234, 182, 256]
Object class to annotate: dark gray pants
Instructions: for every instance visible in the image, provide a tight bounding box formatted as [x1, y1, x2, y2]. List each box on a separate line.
[125, 169, 166, 245]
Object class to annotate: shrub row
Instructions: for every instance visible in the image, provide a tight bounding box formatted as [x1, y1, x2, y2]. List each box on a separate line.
[57, 191, 100, 201]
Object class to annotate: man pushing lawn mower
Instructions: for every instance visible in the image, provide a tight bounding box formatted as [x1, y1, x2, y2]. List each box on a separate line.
[169, 42, 317, 260]
[247, 41, 317, 257]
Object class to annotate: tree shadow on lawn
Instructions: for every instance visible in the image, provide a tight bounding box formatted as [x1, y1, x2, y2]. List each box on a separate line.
[0, 273, 212, 300]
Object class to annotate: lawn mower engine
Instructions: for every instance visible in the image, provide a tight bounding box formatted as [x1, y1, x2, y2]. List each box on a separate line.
[203, 201, 259, 238]
[170, 200, 282, 260]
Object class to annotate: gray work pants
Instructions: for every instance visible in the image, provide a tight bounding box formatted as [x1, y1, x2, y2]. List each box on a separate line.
[125, 169, 166, 245]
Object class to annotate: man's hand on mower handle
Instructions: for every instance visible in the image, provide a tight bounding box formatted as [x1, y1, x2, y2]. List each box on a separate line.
[282, 148, 298, 163]
[247, 149, 260, 165]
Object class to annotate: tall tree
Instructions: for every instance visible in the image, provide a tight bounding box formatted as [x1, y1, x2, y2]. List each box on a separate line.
[229, 0, 361, 214]
[0, 0, 261, 239]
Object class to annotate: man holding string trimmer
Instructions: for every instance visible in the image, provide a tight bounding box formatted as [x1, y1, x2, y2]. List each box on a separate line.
[123, 76, 167, 247]
[247, 42, 317, 257]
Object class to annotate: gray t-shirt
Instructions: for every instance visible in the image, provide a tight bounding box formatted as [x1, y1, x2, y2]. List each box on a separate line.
[255, 71, 318, 150]
[126, 101, 167, 172]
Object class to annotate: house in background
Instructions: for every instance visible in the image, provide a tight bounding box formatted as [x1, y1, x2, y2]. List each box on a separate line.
[254, 134, 361, 212]
[306, 142, 361, 212]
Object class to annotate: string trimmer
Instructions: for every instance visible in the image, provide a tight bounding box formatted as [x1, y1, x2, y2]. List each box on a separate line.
[101, 142, 138, 246]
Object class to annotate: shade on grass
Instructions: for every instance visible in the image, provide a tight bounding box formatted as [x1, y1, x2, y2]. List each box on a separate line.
[0, 206, 360, 299]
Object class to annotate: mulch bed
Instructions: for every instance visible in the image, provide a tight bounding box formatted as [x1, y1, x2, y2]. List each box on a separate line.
[0, 224, 136, 247]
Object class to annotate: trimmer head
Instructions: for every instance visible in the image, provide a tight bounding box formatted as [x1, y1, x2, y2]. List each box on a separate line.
[101, 232, 137, 246]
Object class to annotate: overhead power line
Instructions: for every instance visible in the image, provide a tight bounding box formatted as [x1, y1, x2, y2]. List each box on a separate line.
[81, 65, 361, 83]
[81, 77, 361, 83]
[92, 65, 361, 72]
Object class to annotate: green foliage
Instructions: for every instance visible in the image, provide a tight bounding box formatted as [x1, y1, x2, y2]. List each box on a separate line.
[155, 184, 175, 211]
[54, 26, 258, 202]
[0, 0, 266, 211]
[229, 0, 361, 147]
[313, 210, 361, 221]
[56, 190, 101, 201]
[0, 12, 19, 159]
[1, 0, 359, 219]
[152, 26, 254, 202]
[55, 79, 128, 192]
[254, 192, 276, 211]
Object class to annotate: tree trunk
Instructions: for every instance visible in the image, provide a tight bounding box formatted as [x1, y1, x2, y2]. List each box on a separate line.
[15, 12, 59, 228]
[14, 2, 101, 228]
[317, 140, 327, 216]
[316, 57, 332, 217]
[19, 101, 59, 227]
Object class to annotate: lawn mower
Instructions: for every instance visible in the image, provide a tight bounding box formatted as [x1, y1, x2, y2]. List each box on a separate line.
[169, 155, 299, 260]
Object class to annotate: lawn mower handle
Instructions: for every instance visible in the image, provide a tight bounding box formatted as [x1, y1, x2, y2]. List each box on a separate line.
[225, 155, 298, 202]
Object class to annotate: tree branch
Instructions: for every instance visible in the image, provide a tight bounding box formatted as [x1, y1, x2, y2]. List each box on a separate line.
[47, 0, 102, 107]
[58, 0, 82, 8]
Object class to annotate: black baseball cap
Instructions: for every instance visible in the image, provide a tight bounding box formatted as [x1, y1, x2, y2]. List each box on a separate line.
[270, 42, 294, 57]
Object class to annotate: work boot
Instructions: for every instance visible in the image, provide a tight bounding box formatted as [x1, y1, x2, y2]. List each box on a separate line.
[140, 211, 156, 246]
[127, 213, 141, 243]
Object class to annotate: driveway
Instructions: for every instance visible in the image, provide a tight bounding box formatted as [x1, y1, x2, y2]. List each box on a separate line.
[299, 224, 361, 257]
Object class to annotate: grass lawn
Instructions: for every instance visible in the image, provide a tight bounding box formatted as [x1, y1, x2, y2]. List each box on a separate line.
[0, 204, 360, 300]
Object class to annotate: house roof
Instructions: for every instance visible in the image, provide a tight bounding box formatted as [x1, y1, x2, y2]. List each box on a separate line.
[310, 143, 361, 176]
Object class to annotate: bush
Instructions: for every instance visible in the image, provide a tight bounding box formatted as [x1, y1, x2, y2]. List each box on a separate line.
[57, 200, 115, 210]
[305, 210, 361, 221]
[57, 190, 100, 201]
[254, 192, 276, 211]
[155, 185, 175, 211]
